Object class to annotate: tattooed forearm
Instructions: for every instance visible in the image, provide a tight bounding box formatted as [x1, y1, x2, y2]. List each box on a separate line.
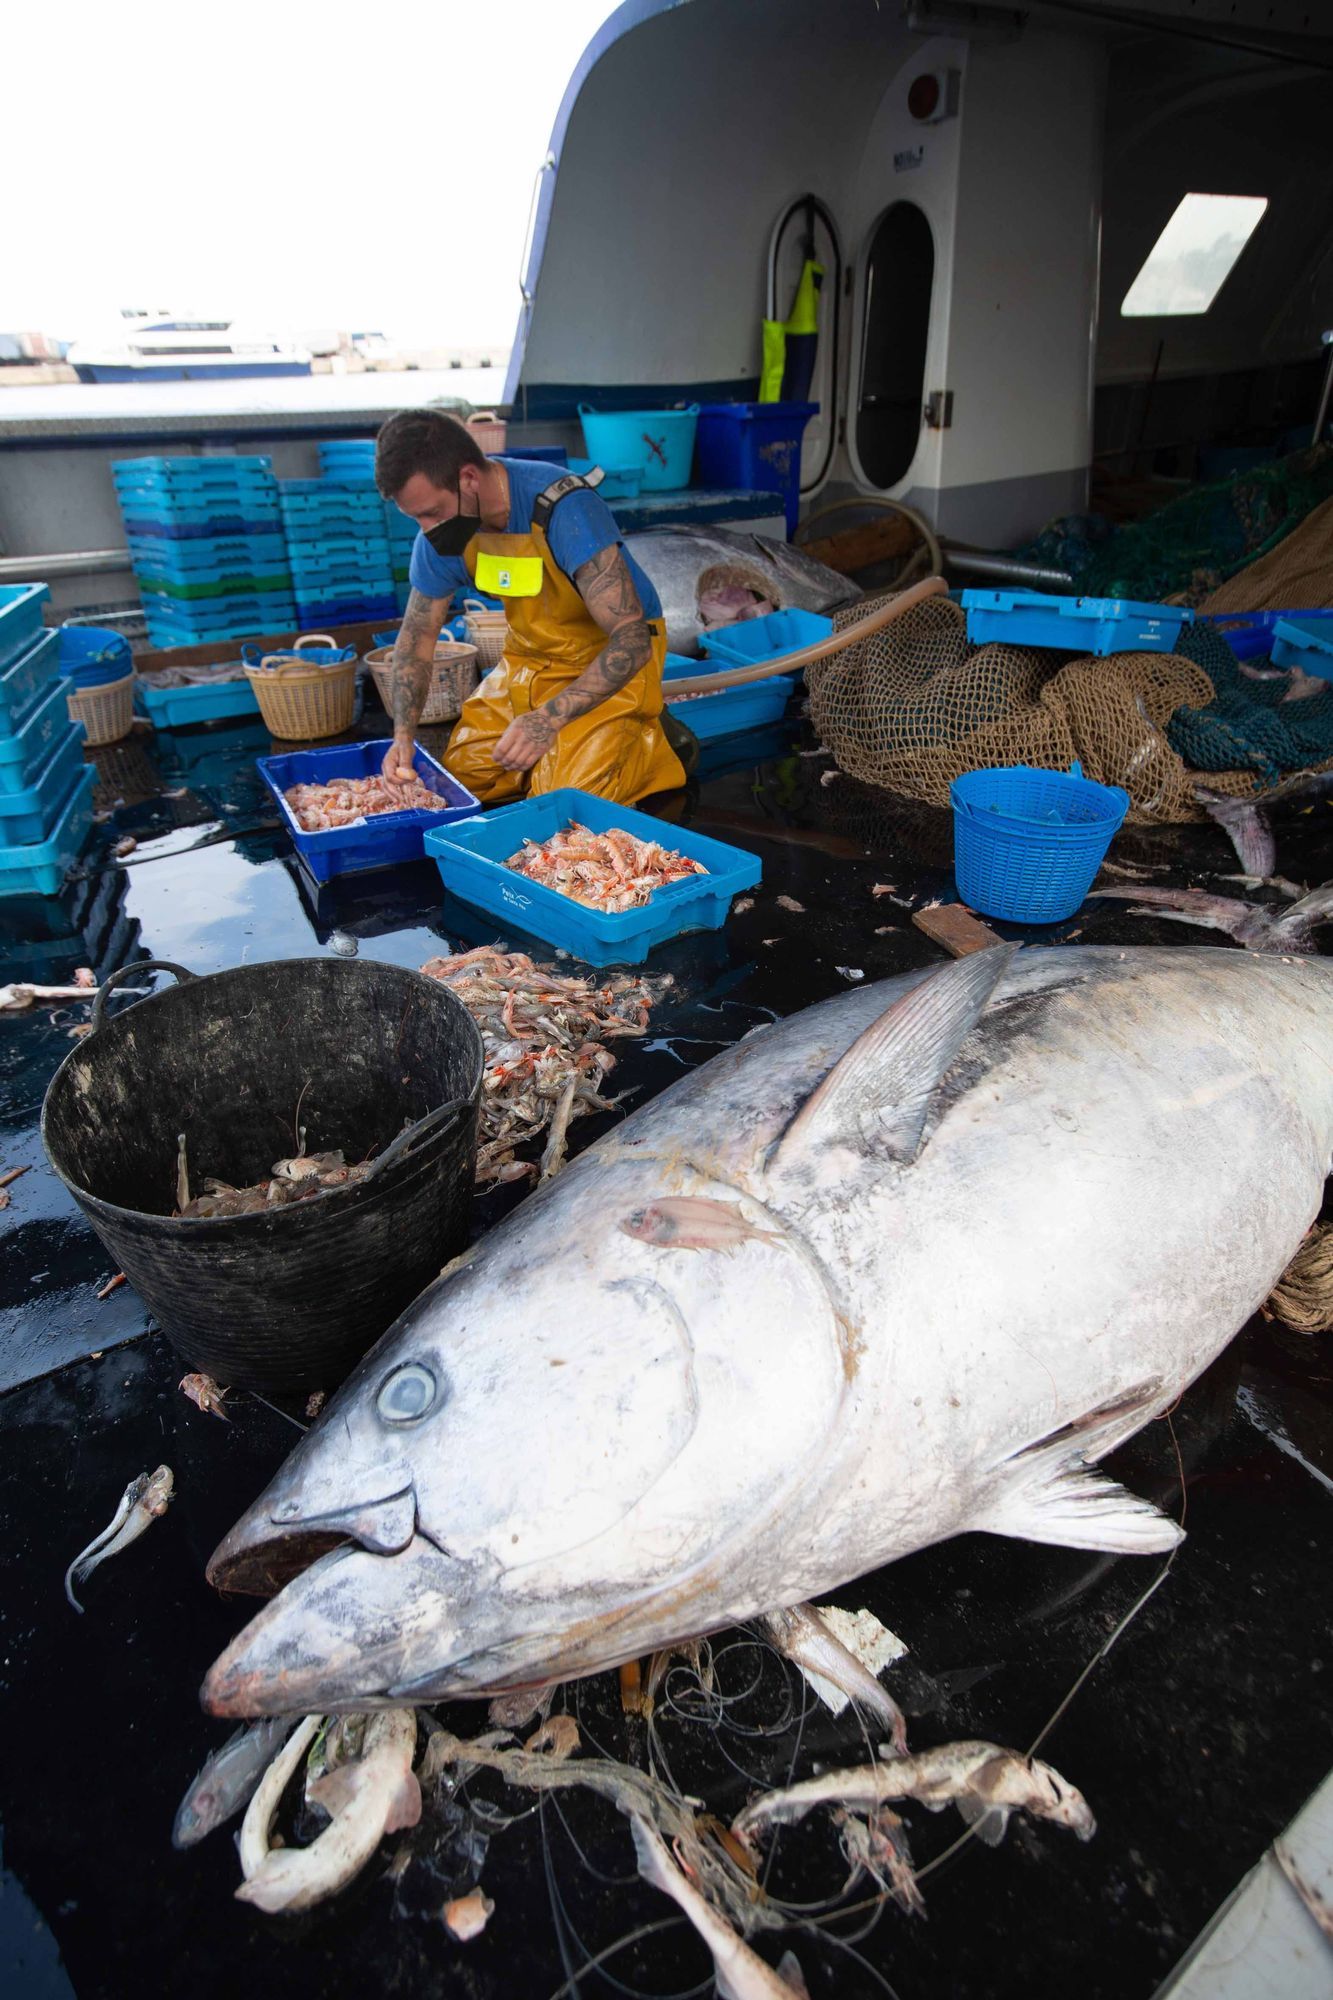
[527, 545, 652, 733]
[392, 587, 451, 732]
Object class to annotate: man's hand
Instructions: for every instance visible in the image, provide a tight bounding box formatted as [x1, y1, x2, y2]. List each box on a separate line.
[381, 731, 418, 785]
[493, 709, 559, 773]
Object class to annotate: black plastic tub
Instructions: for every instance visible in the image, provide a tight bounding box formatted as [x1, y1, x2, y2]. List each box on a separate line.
[41, 957, 484, 1394]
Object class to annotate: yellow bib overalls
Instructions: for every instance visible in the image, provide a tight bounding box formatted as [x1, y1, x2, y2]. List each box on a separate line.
[443, 474, 686, 806]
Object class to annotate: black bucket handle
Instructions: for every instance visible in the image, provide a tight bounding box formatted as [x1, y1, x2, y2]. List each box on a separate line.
[365, 1094, 475, 1182]
[90, 959, 198, 1034]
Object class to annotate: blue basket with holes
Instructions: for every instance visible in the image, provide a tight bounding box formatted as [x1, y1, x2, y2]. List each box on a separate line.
[950, 762, 1128, 924]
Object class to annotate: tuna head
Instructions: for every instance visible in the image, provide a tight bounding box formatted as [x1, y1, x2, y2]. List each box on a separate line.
[202, 1151, 850, 1718]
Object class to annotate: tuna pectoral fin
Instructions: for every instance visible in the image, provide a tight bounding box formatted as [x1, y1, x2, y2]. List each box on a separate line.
[773, 943, 1018, 1172]
[979, 1388, 1182, 1556]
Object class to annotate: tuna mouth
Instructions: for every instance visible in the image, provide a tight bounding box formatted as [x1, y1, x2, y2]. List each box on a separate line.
[206, 1482, 418, 1596]
[207, 1526, 348, 1596]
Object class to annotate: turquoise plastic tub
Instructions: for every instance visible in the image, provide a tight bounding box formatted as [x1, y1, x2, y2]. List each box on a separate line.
[0, 677, 82, 793]
[578, 404, 699, 493]
[425, 785, 761, 967]
[0, 764, 96, 898]
[0, 628, 61, 733]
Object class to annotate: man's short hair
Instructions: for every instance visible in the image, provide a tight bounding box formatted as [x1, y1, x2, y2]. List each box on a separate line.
[374, 409, 487, 500]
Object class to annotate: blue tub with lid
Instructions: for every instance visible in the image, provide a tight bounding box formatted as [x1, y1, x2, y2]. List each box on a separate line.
[0, 583, 51, 674]
[424, 786, 762, 967]
[578, 405, 699, 493]
[951, 761, 1129, 924]
[0, 763, 97, 899]
[663, 655, 794, 742]
[0, 676, 82, 792]
[1270, 616, 1333, 681]
[700, 607, 833, 668]
[961, 589, 1193, 655]
[0, 725, 89, 844]
[0, 628, 61, 732]
[259, 737, 480, 882]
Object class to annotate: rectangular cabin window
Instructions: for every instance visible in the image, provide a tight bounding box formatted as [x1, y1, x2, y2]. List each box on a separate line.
[1120, 193, 1268, 317]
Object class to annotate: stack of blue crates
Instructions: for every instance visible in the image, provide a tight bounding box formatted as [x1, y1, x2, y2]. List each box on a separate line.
[317, 436, 416, 611]
[384, 498, 418, 612]
[280, 445, 397, 628]
[113, 456, 295, 648]
[0, 585, 96, 898]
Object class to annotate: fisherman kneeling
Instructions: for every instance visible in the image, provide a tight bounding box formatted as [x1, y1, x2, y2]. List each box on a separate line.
[374, 409, 686, 806]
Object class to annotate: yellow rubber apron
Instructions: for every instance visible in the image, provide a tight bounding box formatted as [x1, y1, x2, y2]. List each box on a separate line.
[443, 474, 686, 807]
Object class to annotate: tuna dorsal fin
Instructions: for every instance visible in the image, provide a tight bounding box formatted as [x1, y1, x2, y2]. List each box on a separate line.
[773, 943, 1019, 1172]
[977, 1384, 1183, 1555]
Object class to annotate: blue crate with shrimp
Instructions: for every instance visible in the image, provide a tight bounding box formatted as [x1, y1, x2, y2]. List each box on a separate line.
[424, 786, 762, 967]
[258, 737, 481, 882]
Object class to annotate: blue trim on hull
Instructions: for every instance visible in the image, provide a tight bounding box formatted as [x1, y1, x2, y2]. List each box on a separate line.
[74, 361, 313, 383]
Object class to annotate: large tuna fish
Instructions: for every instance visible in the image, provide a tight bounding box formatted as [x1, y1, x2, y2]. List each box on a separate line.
[203, 946, 1333, 1716]
[625, 526, 860, 655]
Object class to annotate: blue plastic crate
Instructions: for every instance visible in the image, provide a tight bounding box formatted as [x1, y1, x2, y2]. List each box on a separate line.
[424, 786, 762, 966]
[568, 456, 643, 499]
[0, 676, 81, 793]
[504, 446, 569, 467]
[144, 602, 298, 641]
[663, 655, 794, 742]
[1267, 617, 1333, 681]
[112, 456, 274, 488]
[0, 583, 51, 674]
[700, 607, 833, 668]
[135, 672, 260, 729]
[127, 531, 289, 568]
[961, 590, 1193, 655]
[0, 725, 89, 844]
[0, 763, 96, 899]
[113, 453, 272, 476]
[0, 628, 61, 733]
[950, 762, 1128, 924]
[1198, 608, 1333, 661]
[293, 595, 398, 625]
[258, 738, 480, 882]
[693, 402, 818, 538]
[119, 505, 282, 537]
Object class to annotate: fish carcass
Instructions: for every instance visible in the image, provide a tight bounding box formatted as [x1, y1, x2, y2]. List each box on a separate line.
[203, 946, 1333, 1715]
[626, 525, 860, 655]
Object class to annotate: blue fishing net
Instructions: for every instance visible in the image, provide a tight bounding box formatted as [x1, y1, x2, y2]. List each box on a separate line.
[1167, 619, 1333, 787]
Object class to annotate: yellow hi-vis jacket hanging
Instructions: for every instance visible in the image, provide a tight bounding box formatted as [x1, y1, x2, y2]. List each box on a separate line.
[443, 473, 686, 808]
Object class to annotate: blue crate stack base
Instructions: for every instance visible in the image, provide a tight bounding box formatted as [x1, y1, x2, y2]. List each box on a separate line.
[280, 441, 398, 629]
[0, 585, 96, 898]
[113, 456, 295, 647]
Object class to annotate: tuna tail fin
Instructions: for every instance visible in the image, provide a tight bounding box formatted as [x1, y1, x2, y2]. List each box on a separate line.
[771, 943, 1018, 1174]
[976, 1382, 1183, 1556]
[1272, 881, 1333, 950]
[1195, 785, 1276, 879]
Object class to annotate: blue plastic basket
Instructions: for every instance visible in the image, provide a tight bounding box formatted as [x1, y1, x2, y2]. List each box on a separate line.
[0, 583, 51, 674]
[578, 405, 700, 494]
[135, 673, 260, 729]
[1270, 617, 1333, 681]
[663, 655, 794, 742]
[950, 763, 1129, 924]
[1198, 608, 1333, 661]
[258, 738, 481, 882]
[0, 676, 77, 792]
[693, 402, 818, 538]
[961, 590, 1193, 655]
[58, 625, 134, 688]
[0, 628, 61, 732]
[0, 763, 96, 899]
[424, 786, 762, 966]
[700, 608, 833, 668]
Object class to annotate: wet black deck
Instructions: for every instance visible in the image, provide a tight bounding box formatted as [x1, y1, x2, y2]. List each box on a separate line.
[2, 706, 1331, 2000]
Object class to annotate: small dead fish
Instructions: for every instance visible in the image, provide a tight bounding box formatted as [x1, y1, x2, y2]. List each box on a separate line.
[763, 1603, 907, 1753]
[173, 1717, 299, 1849]
[64, 1465, 174, 1612]
[620, 1195, 781, 1254]
[775, 895, 805, 913]
[733, 1739, 1095, 1849]
[443, 1888, 494, 1940]
[733, 897, 755, 914]
[631, 1815, 804, 1999]
[180, 1372, 230, 1421]
[0, 982, 99, 1013]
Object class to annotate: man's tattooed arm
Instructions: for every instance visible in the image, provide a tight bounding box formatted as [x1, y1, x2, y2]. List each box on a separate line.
[491, 546, 651, 771]
[382, 587, 452, 782]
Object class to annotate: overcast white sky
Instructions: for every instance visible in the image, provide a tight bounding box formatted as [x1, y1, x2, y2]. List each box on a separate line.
[4, 0, 618, 346]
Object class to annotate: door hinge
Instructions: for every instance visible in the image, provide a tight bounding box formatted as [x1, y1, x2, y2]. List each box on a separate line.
[924, 390, 953, 429]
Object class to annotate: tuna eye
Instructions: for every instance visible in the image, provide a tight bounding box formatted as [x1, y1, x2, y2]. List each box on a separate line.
[377, 1363, 438, 1424]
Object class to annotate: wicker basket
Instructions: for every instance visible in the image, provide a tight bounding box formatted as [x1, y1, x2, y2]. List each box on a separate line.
[364, 641, 479, 726]
[466, 411, 508, 454]
[66, 671, 136, 747]
[461, 598, 507, 671]
[243, 634, 357, 741]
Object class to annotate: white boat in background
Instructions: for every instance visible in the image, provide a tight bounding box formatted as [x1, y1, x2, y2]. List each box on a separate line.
[68, 311, 312, 383]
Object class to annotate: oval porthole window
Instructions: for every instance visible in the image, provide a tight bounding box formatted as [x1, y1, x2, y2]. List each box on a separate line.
[856, 202, 934, 489]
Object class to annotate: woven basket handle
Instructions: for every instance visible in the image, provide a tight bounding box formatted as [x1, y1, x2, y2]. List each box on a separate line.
[293, 633, 337, 651]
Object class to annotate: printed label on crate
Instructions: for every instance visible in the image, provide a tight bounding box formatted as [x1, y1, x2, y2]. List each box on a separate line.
[500, 885, 533, 909]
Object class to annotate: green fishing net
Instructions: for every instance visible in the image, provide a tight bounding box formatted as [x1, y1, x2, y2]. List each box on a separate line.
[1167, 620, 1333, 786]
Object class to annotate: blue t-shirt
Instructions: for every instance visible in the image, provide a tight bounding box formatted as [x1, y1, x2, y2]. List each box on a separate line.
[407, 458, 662, 620]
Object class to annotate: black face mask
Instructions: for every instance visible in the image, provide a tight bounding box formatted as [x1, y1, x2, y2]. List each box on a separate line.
[425, 479, 480, 558]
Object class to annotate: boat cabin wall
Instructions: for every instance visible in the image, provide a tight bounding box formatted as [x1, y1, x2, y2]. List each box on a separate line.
[512, 0, 1105, 545]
